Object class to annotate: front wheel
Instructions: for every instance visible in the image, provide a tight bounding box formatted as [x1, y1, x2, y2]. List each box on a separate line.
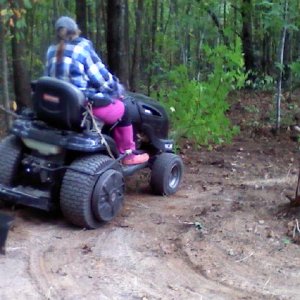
[150, 153, 184, 195]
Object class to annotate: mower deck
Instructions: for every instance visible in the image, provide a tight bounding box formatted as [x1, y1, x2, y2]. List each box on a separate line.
[0, 161, 149, 212]
[0, 184, 53, 211]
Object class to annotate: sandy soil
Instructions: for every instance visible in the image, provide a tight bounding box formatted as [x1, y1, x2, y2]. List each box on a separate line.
[1, 92, 300, 299]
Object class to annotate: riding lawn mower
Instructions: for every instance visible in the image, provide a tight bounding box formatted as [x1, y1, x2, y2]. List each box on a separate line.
[0, 77, 183, 240]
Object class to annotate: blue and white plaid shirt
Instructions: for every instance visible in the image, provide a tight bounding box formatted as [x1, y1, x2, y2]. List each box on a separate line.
[45, 37, 122, 99]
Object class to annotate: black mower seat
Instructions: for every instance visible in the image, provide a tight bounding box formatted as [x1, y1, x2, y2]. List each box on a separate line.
[32, 76, 86, 131]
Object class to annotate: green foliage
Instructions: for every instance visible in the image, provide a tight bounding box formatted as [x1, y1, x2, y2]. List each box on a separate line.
[0, 0, 31, 41]
[152, 42, 245, 145]
[245, 73, 275, 91]
[268, 100, 299, 129]
[2, 0, 300, 145]
[290, 60, 300, 84]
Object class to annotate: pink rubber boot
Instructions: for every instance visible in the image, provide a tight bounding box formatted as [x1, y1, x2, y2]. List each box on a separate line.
[113, 125, 149, 165]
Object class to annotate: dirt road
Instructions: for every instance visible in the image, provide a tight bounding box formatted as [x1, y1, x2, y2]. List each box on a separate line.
[1, 135, 300, 300]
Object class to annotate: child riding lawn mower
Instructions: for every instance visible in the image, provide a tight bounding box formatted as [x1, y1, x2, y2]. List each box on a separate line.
[0, 77, 184, 229]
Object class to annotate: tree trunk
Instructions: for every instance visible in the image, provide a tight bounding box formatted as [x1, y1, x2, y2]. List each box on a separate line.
[275, 0, 288, 133]
[130, 0, 144, 92]
[185, 3, 192, 66]
[53, 0, 60, 21]
[223, 0, 227, 28]
[282, 30, 291, 86]
[87, 1, 96, 42]
[76, 0, 87, 37]
[95, 0, 107, 58]
[262, 33, 272, 75]
[10, 0, 32, 109]
[107, 0, 130, 88]
[26, 5, 36, 78]
[147, 0, 158, 95]
[0, 9, 12, 130]
[241, 0, 256, 79]
[159, 0, 164, 53]
[151, 0, 158, 57]
[207, 7, 229, 46]
[276, 25, 287, 132]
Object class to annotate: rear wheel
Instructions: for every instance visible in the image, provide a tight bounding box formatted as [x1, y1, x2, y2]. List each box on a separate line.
[150, 153, 184, 195]
[0, 135, 22, 186]
[60, 154, 124, 229]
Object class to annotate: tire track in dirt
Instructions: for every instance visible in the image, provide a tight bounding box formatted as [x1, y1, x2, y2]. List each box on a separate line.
[29, 246, 59, 299]
[176, 186, 300, 300]
[94, 187, 260, 299]
[174, 232, 274, 300]
[22, 214, 248, 299]
[27, 224, 102, 300]
[107, 190, 260, 299]
[23, 220, 160, 299]
[27, 224, 70, 299]
[3, 181, 299, 300]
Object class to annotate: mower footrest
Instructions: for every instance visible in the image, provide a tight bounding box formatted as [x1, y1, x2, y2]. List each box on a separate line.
[0, 184, 53, 211]
[122, 162, 148, 176]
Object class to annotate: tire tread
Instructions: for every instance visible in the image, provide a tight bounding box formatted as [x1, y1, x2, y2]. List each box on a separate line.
[150, 153, 183, 195]
[60, 155, 119, 228]
[0, 135, 22, 185]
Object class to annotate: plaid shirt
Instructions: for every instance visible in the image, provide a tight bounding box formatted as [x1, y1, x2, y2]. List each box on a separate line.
[45, 37, 122, 99]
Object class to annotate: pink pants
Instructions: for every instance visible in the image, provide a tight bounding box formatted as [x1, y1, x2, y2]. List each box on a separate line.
[92, 99, 135, 154]
[92, 99, 125, 124]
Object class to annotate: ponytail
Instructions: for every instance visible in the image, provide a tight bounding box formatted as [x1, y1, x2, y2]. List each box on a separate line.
[55, 27, 80, 63]
[56, 28, 67, 63]
[56, 40, 65, 63]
